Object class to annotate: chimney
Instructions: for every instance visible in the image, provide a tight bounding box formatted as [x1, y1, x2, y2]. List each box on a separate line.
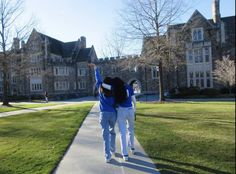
[13, 38, 20, 50]
[80, 36, 86, 48]
[212, 0, 221, 26]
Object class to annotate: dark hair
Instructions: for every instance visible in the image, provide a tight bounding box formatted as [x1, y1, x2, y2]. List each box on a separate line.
[112, 77, 127, 104]
[100, 77, 112, 97]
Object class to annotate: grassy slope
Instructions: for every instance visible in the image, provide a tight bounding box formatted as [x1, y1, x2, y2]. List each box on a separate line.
[0, 103, 94, 174]
[135, 101, 235, 174]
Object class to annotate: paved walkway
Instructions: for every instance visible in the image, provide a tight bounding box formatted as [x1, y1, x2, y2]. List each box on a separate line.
[53, 103, 160, 174]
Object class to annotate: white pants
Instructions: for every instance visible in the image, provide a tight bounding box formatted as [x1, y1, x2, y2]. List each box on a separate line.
[117, 107, 135, 156]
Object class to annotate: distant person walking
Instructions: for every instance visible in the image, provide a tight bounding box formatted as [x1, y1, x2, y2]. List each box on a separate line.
[88, 63, 117, 163]
[113, 77, 136, 161]
[44, 91, 48, 103]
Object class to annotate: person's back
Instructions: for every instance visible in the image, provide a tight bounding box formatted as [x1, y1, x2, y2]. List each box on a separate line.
[89, 63, 117, 163]
[112, 77, 136, 161]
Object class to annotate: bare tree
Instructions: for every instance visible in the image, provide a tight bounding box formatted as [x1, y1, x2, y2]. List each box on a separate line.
[213, 55, 235, 93]
[0, 0, 35, 105]
[119, 0, 190, 101]
[100, 31, 127, 58]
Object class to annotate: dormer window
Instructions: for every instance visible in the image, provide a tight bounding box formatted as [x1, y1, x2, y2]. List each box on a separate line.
[192, 28, 203, 41]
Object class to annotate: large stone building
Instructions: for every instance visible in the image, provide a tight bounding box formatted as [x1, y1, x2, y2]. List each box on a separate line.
[0, 0, 235, 100]
[167, 2, 235, 90]
[0, 29, 98, 99]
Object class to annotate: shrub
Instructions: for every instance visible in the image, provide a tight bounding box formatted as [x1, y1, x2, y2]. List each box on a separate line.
[200, 88, 220, 96]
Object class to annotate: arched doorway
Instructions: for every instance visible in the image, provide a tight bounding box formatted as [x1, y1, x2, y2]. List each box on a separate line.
[128, 79, 142, 94]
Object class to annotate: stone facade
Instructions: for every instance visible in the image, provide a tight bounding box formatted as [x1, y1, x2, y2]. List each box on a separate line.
[0, 0, 235, 99]
[166, 11, 235, 90]
[0, 29, 98, 99]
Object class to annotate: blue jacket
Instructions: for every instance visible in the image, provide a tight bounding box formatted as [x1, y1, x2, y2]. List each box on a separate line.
[95, 68, 116, 112]
[119, 85, 134, 108]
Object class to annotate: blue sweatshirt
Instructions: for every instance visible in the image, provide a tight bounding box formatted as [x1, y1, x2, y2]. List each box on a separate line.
[95, 68, 116, 112]
[119, 85, 134, 108]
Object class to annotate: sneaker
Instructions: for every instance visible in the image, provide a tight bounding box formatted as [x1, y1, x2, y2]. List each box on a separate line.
[130, 148, 135, 155]
[105, 157, 111, 163]
[123, 155, 129, 161]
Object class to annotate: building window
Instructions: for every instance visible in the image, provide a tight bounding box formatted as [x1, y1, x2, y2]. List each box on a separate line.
[54, 67, 69, 76]
[152, 66, 159, 79]
[189, 72, 194, 87]
[192, 28, 203, 41]
[31, 67, 42, 76]
[31, 83, 42, 91]
[30, 55, 41, 63]
[200, 72, 204, 88]
[206, 71, 211, 88]
[194, 49, 203, 63]
[78, 81, 86, 89]
[12, 76, 17, 84]
[78, 68, 87, 76]
[195, 71, 200, 87]
[204, 47, 210, 62]
[188, 50, 193, 63]
[54, 81, 69, 90]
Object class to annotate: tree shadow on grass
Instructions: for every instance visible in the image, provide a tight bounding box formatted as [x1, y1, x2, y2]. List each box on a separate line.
[137, 113, 188, 120]
[147, 156, 230, 174]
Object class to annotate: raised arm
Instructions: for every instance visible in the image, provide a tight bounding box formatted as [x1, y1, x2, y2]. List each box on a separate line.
[88, 63, 102, 87]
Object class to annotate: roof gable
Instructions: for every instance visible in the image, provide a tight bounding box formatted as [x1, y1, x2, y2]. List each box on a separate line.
[182, 10, 214, 30]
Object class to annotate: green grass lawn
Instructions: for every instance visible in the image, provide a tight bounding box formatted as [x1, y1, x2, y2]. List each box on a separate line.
[0, 103, 61, 113]
[0, 102, 94, 174]
[135, 101, 235, 174]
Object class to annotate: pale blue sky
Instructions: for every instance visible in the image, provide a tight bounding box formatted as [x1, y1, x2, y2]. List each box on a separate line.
[23, 0, 235, 57]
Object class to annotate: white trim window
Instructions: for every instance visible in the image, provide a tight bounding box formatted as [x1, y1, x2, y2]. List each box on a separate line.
[194, 49, 203, 63]
[54, 67, 69, 76]
[31, 83, 42, 91]
[54, 81, 69, 91]
[200, 72, 205, 88]
[78, 68, 87, 76]
[187, 50, 193, 63]
[78, 81, 86, 89]
[195, 71, 200, 87]
[31, 67, 42, 76]
[151, 66, 159, 79]
[30, 54, 41, 63]
[189, 72, 194, 87]
[192, 28, 204, 41]
[204, 47, 211, 62]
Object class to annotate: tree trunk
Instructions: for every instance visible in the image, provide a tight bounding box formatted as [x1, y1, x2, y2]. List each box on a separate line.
[2, 57, 9, 106]
[159, 60, 165, 101]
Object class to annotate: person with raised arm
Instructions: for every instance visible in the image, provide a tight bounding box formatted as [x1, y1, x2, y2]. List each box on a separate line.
[88, 63, 117, 163]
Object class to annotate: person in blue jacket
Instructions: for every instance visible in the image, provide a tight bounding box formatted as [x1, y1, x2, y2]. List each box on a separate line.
[88, 63, 117, 163]
[112, 77, 136, 161]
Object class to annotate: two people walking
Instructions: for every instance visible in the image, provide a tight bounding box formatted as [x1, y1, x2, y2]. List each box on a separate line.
[88, 63, 136, 163]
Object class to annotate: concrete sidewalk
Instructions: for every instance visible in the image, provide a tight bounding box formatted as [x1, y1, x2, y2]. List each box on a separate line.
[53, 103, 160, 174]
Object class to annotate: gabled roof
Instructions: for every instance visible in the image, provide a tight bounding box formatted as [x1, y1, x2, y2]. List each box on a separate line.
[182, 10, 215, 30]
[37, 31, 77, 58]
[26, 29, 97, 61]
